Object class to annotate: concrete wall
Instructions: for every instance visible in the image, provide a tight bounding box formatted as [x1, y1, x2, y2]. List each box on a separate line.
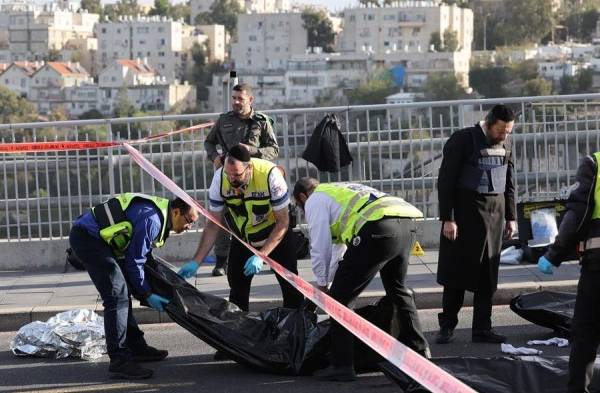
[0, 220, 442, 270]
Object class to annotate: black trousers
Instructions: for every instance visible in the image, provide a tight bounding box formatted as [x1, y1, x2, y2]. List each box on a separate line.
[328, 217, 429, 368]
[568, 269, 600, 393]
[69, 226, 147, 362]
[438, 248, 494, 332]
[227, 228, 303, 311]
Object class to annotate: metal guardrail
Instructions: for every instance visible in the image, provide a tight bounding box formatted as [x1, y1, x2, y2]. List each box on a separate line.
[1, 93, 600, 241]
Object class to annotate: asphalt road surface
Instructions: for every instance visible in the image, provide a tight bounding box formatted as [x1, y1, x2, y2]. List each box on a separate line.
[0, 305, 571, 393]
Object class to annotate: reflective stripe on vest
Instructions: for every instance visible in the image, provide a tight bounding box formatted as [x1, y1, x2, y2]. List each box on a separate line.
[591, 152, 600, 221]
[316, 183, 423, 244]
[93, 193, 170, 253]
[220, 158, 279, 246]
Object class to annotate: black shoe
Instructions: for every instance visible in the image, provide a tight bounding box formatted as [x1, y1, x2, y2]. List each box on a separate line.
[472, 329, 506, 343]
[435, 327, 454, 344]
[109, 359, 153, 379]
[213, 350, 229, 361]
[314, 365, 357, 382]
[212, 256, 228, 276]
[211, 267, 226, 276]
[132, 345, 168, 362]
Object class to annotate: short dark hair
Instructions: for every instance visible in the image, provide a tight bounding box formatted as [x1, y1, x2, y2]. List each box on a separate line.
[232, 83, 253, 96]
[170, 197, 192, 215]
[293, 177, 319, 200]
[226, 143, 251, 163]
[485, 104, 516, 126]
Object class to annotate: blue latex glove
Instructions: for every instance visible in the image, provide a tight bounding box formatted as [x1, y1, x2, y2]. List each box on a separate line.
[537, 256, 555, 275]
[178, 260, 199, 278]
[243, 255, 264, 276]
[146, 293, 169, 312]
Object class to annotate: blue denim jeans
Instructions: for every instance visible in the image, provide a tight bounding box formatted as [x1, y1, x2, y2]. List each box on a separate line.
[69, 226, 147, 362]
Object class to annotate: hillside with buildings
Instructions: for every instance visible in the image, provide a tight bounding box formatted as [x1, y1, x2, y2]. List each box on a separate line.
[0, 0, 596, 119]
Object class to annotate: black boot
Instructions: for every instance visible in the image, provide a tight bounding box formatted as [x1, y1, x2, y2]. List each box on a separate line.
[132, 345, 169, 362]
[212, 256, 228, 277]
[472, 329, 506, 343]
[436, 313, 455, 344]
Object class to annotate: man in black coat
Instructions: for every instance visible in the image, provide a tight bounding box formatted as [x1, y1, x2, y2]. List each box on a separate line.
[537, 153, 600, 393]
[435, 104, 517, 344]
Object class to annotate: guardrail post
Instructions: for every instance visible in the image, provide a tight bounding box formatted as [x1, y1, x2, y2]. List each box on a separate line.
[107, 121, 116, 196]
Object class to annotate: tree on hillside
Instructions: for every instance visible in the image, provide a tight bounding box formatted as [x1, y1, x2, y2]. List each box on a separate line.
[170, 3, 191, 23]
[345, 70, 396, 105]
[511, 60, 539, 81]
[301, 8, 336, 52]
[80, 0, 101, 14]
[521, 78, 553, 97]
[422, 72, 468, 101]
[189, 42, 224, 101]
[194, 0, 242, 36]
[499, 0, 554, 45]
[0, 86, 37, 124]
[561, 8, 599, 42]
[429, 32, 442, 51]
[469, 66, 510, 98]
[442, 29, 459, 52]
[148, 0, 190, 22]
[103, 0, 140, 20]
[148, 0, 170, 17]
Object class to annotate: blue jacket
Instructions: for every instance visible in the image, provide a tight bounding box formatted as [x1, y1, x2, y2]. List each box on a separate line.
[74, 200, 167, 296]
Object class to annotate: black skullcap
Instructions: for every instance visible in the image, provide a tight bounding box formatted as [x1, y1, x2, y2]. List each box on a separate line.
[227, 144, 251, 163]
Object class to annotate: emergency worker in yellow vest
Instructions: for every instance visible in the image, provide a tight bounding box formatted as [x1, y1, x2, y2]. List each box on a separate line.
[69, 194, 198, 379]
[179, 144, 303, 311]
[293, 178, 431, 382]
[538, 152, 600, 393]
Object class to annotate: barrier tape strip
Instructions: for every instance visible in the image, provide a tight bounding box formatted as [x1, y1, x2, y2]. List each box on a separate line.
[0, 122, 214, 153]
[123, 142, 477, 393]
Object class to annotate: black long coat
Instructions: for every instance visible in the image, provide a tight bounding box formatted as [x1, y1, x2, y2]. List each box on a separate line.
[436, 125, 516, 292]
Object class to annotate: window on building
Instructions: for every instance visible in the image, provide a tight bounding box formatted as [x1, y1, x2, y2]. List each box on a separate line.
[412, 28, 420, 36]
[139, 40, 146, 45]
[249, 35, 257, 41]
[349, 15, 355, 22]
[384, 14, 395, 21]
[160, 38, 166, 45]
[101, 28, 106, 33]
[158, 52, 165, 57]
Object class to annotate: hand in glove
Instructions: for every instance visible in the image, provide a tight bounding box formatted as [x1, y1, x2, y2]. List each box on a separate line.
[537, 256, 555, 275]
[243, 255, 264, 276]
[146, 293, 170, 312]
[177, 261, 199, 278]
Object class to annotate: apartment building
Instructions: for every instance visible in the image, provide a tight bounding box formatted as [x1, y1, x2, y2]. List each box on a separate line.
[29, 61, 96, 116]
[231, 12, 308, 73]
[285, 52, 371, 105]
[97, 59, 196, 115]
[8, 5, 98, 61]
[0, 60, 43, 98]
[95, 17, 215, 84]
[191, 0, 290, 24]
[337, 1, 473, 56]
[59, 37, 97, 76]
[95, 16, 185, 83]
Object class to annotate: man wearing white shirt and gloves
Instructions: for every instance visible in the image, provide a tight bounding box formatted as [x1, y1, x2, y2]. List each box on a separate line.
[293, 177, 430, 382]
[178, 144, 303, 311]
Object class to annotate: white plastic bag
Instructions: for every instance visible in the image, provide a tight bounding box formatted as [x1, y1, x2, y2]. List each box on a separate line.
[500, 246, 523, 265]
[528, 208, 558, 247]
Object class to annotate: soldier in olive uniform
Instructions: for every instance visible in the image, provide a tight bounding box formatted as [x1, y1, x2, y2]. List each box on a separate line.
[204, 83, 279, 276]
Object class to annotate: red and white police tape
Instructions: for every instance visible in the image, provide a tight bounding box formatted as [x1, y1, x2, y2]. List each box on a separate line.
[0, 122, 214, 154]
[123, 142, 477, 393]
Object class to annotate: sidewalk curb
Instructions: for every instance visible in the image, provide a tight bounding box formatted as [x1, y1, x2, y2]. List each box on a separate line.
[0, 281, 579, 333]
